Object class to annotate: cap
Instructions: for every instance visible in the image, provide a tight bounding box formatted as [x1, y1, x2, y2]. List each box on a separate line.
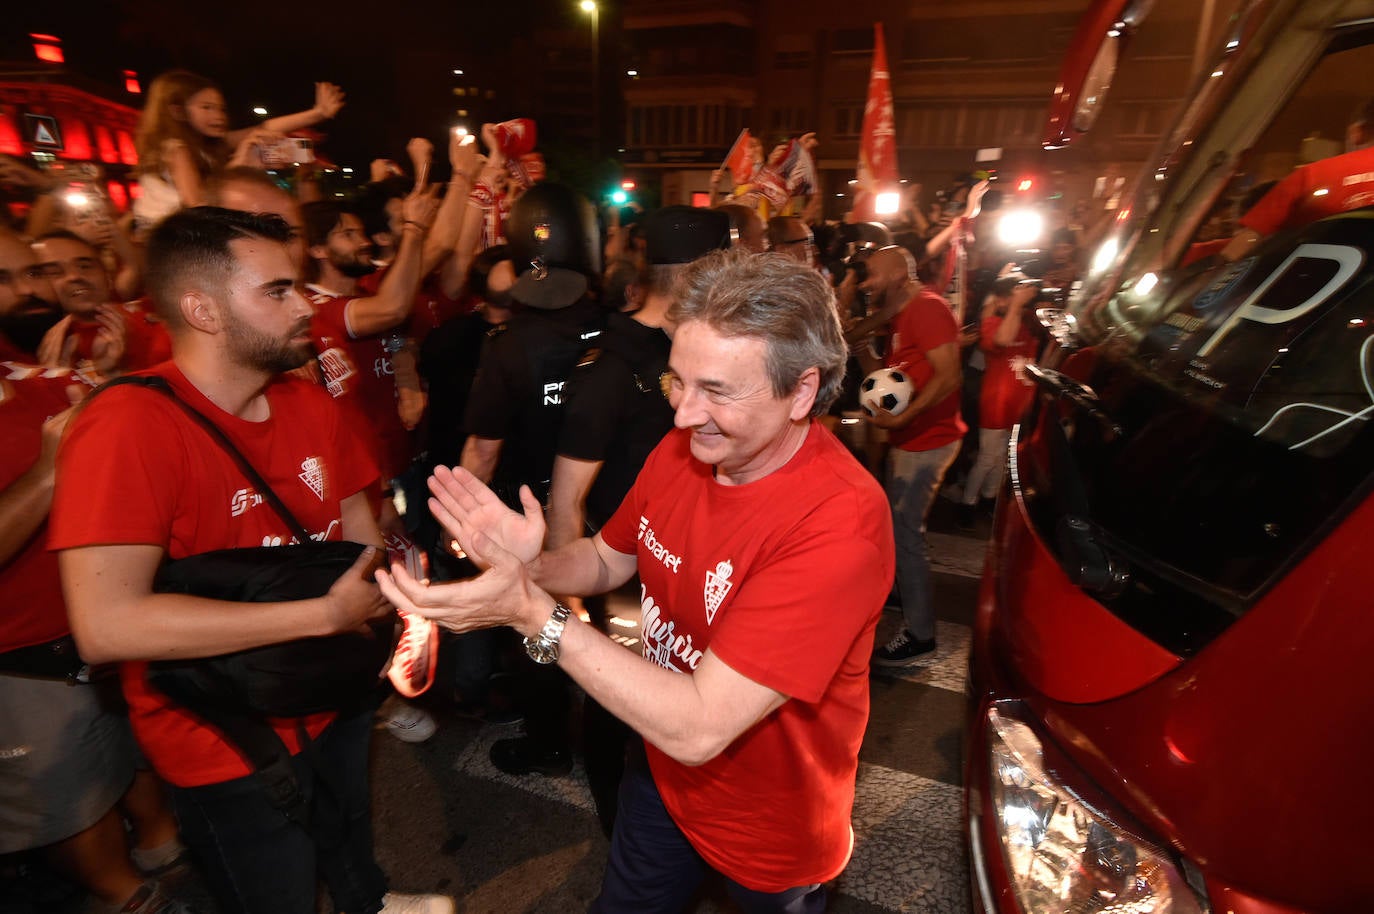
[507, 183, 599, 310]
[644, 206, 731, 265]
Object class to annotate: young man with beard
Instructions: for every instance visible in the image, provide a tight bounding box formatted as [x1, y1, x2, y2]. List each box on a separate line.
[301, 198, 438, 489]
[0, 229, 62, 360]
[50, 207, 453, 914]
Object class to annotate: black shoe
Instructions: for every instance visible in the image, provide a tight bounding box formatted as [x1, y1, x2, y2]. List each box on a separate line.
[489, 736, 573, 777]
[956, 502, 977, 532]
[872, 629, 937, 668]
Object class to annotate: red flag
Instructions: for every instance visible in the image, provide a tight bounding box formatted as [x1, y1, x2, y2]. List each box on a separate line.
[723, 128, 755, 185]
[859, 23, 899, 187]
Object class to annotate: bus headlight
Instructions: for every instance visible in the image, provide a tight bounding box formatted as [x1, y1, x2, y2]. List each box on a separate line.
[987, 706, 1210, 913]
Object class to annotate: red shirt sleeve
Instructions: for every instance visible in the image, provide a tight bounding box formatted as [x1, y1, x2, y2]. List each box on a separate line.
[1239, 168, 1308, 236]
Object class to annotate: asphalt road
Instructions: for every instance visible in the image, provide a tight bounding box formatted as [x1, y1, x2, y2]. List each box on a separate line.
[0, 499, 989, 914]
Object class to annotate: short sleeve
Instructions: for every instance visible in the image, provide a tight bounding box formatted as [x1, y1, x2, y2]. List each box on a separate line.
[50, 388, 182, 550]
[462, 337, 521, 441]
[558, 356, 630, 461]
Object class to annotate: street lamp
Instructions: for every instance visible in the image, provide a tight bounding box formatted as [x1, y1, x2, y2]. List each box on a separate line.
[580, 0, 599, 156]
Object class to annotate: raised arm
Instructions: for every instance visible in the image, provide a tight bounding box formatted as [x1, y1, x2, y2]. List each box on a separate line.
[343, 186, 441, 337]
[226, 82, 345, 150]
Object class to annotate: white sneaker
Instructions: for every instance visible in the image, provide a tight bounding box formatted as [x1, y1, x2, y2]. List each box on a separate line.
[380, 892, 455, 914]
[378, 697, 436, 743]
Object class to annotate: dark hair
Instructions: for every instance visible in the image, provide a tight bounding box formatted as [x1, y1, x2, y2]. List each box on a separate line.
[1050, 227, 1077, 247]
[467, 244, 511, 302]
[300, 200, 354, 249]
[144, 206, 292, 327]
[355, 176, 410, 239]
[670, 249, 846, 418]
[33, 228, 96, 255]
[601, 257, 642, 310]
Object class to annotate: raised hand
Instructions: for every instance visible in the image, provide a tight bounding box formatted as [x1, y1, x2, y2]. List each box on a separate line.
[90, 304, 128, 377]
[314, 82, 346, 119]
[400, 184, 441, 232]
[36, 315, 77, 368]
[407, 137, 433, 191]
[426, 466, 546, 566]
[376, 528, 547, 636]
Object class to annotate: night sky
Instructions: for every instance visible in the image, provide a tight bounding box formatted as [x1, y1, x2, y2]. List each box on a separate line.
[5, 0, 604, 171]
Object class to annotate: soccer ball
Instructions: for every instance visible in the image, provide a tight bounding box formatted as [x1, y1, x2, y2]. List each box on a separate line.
[860, 368, 915, 417]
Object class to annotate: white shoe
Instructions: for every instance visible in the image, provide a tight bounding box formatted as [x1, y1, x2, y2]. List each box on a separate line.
[380, 892, 455, 914]
[378, 697, 437, 743]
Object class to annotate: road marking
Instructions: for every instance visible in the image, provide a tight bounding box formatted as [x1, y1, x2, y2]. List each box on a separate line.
[452, 732, 969, 913]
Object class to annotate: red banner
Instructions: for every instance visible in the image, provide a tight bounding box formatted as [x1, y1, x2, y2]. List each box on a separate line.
[722, 128, 755, 185]
[859, 23, 899, 187]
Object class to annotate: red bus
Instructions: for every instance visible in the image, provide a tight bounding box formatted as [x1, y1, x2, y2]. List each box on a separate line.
[966, 1, 1374, 912]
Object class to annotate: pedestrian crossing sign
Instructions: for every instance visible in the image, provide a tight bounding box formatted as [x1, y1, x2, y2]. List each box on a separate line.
[24, 114, 62, 151]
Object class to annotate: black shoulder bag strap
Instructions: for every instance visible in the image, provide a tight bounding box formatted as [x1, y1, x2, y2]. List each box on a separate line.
[92, 375, 338, 832]
[97, 375, 312, 540]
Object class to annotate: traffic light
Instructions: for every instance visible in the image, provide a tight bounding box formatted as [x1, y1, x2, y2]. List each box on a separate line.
[610, 179, 636, 206]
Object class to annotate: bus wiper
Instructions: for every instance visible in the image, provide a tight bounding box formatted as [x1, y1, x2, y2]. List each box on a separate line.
[1025, 363, 1123, 437]
[1024, 363, 1131, 598]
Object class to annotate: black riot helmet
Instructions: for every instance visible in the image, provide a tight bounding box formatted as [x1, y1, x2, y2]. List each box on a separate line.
[507, 183, 600, 309]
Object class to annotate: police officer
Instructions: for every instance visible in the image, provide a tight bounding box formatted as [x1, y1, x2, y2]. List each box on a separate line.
[546, 205, 731, 832]
[460, 183, 604, 776]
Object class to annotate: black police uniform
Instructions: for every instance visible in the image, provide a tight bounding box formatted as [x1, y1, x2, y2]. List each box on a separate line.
[559, 311, 675, 529]
[463, 297, 604, 506]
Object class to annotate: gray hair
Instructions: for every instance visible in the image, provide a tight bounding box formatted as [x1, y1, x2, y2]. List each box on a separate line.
[669, 249, 846, 418]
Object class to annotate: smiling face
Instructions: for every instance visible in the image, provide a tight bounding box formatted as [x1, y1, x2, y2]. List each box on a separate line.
[183, 87, 228, 139]
[31, 235, 110, 318]
[666, 320, 815, 486]
[217, 237, 315, 373]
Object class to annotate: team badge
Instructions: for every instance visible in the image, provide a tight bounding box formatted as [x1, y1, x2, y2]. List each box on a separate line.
[299, 457, 325, 501]
[704, 559, 734, 625]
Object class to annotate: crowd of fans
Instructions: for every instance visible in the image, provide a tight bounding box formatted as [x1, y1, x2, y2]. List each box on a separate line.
[0, 66, 1094, 914]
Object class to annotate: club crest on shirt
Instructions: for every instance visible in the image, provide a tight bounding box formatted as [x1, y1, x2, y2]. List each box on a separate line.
[704, 559, 734, 625]
[299, 457, 325, 501]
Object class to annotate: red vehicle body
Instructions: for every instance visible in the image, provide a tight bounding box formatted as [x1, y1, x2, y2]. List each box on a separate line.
[966, 1, 1374, 912]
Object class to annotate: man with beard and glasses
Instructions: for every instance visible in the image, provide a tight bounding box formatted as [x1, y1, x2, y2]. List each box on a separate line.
[50, 207, 454, 914]
[0, 230, 62, 361]
[31, 230, 171, 374]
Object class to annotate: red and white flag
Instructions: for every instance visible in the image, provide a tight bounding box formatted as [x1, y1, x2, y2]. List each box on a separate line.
[722, 128, 755, 185]
[859, 23, 899, 189]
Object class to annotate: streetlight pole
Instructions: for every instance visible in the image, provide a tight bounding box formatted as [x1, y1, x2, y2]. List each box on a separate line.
[580, 0, 599, 156]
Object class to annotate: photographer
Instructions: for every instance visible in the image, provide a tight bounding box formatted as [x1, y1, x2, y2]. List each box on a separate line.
[957, 272, 1039, 530]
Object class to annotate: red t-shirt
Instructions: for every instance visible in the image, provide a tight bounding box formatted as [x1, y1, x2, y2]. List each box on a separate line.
[0, 362, 96, 652]
[886, 288, 965, 451]
[307, 285, 414, 482]
[600, 424, 894, 892]
[1241, 146, 1374, 236]
[48, 363, 378, 788]
[978, 314, 1037, 429]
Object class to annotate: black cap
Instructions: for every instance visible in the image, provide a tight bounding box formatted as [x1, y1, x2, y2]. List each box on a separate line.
[507, 183, 600, 310]
[644, 206, 731, 265]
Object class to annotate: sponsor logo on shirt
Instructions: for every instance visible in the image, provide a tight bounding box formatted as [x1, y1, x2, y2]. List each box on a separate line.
[261, 518, 341, 547]
[638, 516, 682, 573]
[299, 457, 325, 501]
[640, 583, 702, 672]
[230, 487, 265, 518]
[543, 380, 565, 406]
[318, 346, 355, 399]
[704, 559, 734, 625]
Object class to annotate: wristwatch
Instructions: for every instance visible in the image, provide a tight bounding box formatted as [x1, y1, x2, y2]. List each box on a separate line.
[523, 602, 572, 664]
